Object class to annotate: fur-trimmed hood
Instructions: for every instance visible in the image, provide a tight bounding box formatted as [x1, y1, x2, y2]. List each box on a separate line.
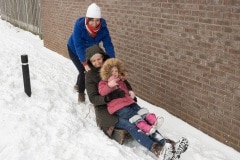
[100, 58, 126, 81]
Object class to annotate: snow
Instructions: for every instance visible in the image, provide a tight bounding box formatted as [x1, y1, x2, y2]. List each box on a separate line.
[0, 18, 239, 160]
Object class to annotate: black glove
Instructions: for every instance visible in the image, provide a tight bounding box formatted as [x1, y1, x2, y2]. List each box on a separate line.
[104, 89, 125, 103]
[133, 97, 137, 102]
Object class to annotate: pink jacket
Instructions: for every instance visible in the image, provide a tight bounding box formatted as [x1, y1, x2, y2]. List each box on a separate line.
[98, 80, 135, 114]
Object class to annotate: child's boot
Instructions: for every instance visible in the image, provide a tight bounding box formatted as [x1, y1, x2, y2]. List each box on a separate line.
[129, 115, 155, 135]
[136, 121, 156, 135]
[145, 113, 157, 125]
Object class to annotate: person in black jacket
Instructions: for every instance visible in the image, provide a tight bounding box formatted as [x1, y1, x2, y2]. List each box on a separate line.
[85, 45, 189, 159]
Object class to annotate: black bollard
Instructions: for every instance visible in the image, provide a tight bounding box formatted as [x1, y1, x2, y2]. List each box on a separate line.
[21, 54, 31, 97]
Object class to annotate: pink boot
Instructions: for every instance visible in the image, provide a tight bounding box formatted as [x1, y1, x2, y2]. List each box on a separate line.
[136, 121, 156, 135]
[145, 113, 157, 125]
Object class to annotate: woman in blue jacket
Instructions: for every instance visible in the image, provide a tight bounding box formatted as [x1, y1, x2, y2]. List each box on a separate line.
[67, 3, 115, 103]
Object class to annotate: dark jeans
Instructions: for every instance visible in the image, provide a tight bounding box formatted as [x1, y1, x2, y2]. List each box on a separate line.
[67, 46, 85, 93]
[115, 104, 165, 149]
[115, 103, 141, 120]
[115, 117, 153, 151]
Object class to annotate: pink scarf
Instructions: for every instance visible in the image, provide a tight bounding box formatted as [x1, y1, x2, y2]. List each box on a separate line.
[85, 18, 101, 37]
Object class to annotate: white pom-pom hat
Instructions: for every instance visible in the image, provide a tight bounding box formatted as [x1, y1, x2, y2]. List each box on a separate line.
[86, 3, 101, 18]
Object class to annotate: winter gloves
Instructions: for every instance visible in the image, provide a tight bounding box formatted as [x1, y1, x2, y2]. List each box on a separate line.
[104, 89, 125, 103]
[104, 78, 137, 103]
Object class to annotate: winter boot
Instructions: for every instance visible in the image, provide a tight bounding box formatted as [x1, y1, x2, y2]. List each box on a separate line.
[137, 109, 162, 128]
[129, 114, 156, 135]
[150, 131, 165, 145]
[78, 92, 85, 103]
[112, 129, 129, 145]
[136, 121, 156, 135]
[172, 137, 188, 160]
[151, 142, 163, 158]
[160, 142, 174, 160]
[74, 84, 79, 92]
[145, 113, 157, 125]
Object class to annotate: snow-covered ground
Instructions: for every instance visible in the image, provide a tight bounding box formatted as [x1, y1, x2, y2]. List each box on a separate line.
[0, 19, 239, 160]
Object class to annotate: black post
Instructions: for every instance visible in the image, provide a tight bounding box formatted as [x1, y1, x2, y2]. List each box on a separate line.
[21, 55, 31, 97]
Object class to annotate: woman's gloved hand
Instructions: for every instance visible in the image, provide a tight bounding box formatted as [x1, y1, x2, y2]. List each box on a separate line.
[104, 89, 125, 103]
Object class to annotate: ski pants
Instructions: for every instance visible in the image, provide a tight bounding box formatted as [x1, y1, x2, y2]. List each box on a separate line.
[67, 45, 85, 93]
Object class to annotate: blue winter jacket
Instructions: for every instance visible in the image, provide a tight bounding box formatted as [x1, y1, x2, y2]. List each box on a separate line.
[67, 17, 115, 63]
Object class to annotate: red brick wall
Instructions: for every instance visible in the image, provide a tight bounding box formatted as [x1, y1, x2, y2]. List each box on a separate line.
[41, 0, 240, 151]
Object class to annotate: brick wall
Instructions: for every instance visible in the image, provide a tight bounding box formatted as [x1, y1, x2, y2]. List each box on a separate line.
[41, 0, 240, 151]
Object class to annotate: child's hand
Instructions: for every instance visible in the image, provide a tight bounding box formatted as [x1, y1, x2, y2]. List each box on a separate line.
[84, 65, 91, 72]
[108, 80, 118, 88]
[108, 76, 119, 88]
[129, 91, 137, 102]
[129, 91, 136, 99]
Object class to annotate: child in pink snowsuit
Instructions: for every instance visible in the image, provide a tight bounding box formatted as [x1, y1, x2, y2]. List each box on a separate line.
[98, 58, 158, 135]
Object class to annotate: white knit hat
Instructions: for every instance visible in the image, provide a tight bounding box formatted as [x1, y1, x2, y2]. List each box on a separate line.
[86, 3, 101, 18]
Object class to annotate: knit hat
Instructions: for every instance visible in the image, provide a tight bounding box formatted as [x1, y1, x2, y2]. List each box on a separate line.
[90, 53, 102, 61]
[86, 3, 101, 18]
[86, 45, 109, 68]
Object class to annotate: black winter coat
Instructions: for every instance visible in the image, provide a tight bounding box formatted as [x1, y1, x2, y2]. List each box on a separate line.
[85, 45, 118, 131]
